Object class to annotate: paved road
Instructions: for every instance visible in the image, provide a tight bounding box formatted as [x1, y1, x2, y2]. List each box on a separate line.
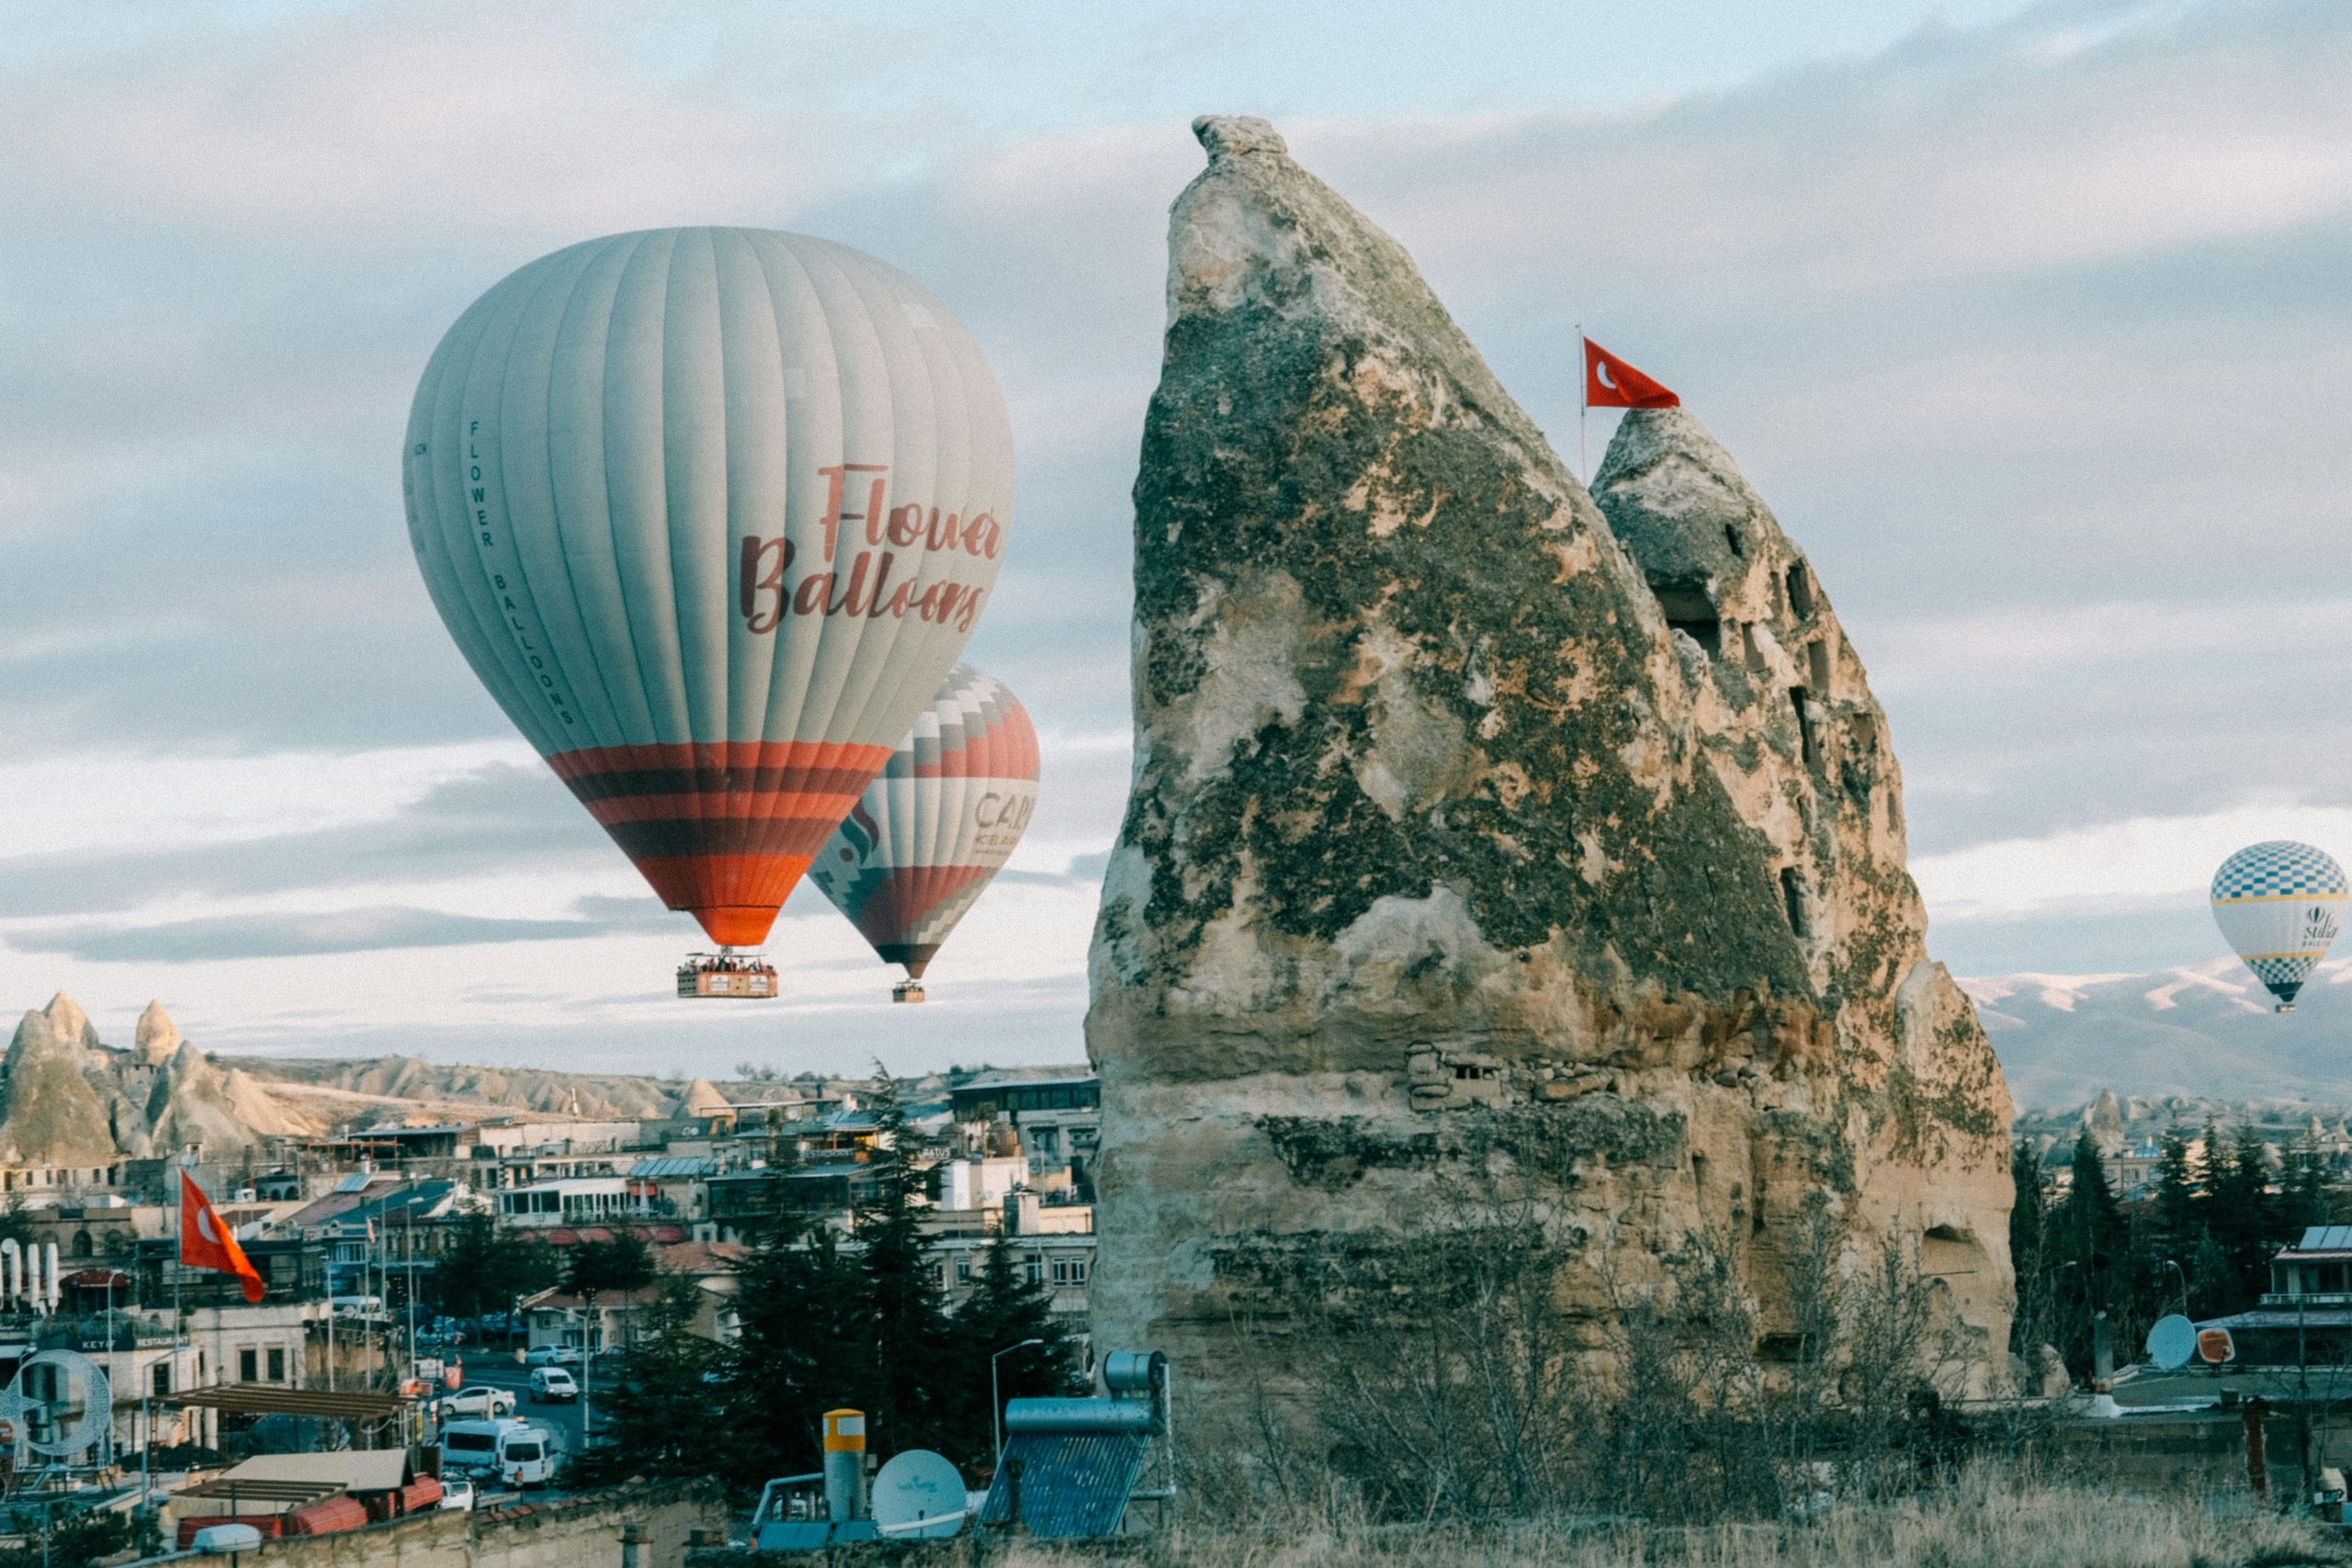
[428, 1355, 593, 1463]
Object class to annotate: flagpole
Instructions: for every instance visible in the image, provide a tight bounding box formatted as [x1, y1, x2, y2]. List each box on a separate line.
[1576, 323, 1588, 483]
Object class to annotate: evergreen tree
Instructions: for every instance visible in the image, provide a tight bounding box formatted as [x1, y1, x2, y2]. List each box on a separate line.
[2284, 1131, 2331, 1235]
[2208, 1124, 2279, 1310]
[853, 1074, 956, 1458]
[725, 1217, 873, 1494]
[567, 1280, 718, 1485]
[2008, 1140, 2051, 1358]
[2152, 1125, 2200, 1258]
[2053, 1127, 2130, 1374]
[945, 1225, 1086, 1472]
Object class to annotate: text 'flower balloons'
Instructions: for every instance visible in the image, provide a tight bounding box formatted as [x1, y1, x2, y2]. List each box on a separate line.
[2211, 840, 2347, 1012]
[808, 665, 1039, 1001]
[403, 228, 1014, 952]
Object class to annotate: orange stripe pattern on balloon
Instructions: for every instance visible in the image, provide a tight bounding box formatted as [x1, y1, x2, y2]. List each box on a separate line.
[809, 664, 1039, 981]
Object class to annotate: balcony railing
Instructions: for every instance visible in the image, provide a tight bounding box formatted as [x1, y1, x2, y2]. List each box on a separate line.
[2261, 1291, 2352, 1308]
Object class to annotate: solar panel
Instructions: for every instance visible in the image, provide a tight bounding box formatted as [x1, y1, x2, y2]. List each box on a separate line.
[334, 1174, 372, 1193]
[978, 1433, 1148, 1540]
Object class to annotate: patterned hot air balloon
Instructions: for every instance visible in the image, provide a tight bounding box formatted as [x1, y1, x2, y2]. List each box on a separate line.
[403, 229, 1013, 984]
[2211, 840, 2347, 1011]
[808, 664, 1039, 1002]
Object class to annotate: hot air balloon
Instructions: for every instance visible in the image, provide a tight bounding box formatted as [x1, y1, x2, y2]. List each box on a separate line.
[808, 664, 1038, 1002]
[2211, 840, 2347, 1011]
[402, 229, 1013, 993]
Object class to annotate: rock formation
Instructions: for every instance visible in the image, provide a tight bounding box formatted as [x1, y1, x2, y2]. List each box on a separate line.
[134, 1000, 184, 1066]
[0, 1004, 122, 1168]
[684, 1077, 730, 1118]
[1086, 117, 2013, 1416]
[145, 1041, 261, 1159]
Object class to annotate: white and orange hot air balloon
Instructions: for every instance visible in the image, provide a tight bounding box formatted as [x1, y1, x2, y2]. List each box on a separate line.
[808, 664, 1038, 1002]
[402, 229, 1014, 992]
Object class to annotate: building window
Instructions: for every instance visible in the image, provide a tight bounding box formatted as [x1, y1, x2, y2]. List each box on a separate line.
[955, 1258, 972, 1285]
[1052, 1258, 1088, 1286]
[239, 1349, 257, 1382]
[267, 1348, 286, 1382]
[1023, 1258, 1043, 1286]
[152, 1364, 171, 1398]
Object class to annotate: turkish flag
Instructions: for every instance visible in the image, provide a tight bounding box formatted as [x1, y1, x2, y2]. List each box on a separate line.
[1584, 339, 1680, 410]
[180, 1171, 266, 1303]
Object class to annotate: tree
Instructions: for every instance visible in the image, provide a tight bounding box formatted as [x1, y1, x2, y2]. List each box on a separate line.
[946, 1225, 1085, 1472]
[852, 1075, 956, 1458]
[2008, 1140, 2050, 1359]
[2207, 1123, 2278, 1312]
[562, 1234, 657, 1447]
[566, 1280, 718, 1485]
[438, 1215, 557, 1346]
[724, 1217, 872, 1493]
[2152, 1125, 2201, 1261]
[2051, 1128, 2130, 1376]
[2284, 1131, 2331, 1235]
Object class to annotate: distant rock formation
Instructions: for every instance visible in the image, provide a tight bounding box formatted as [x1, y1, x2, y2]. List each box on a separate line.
[0, 1002, 121, 1168]
[1086, 117, 2013, 1420]
[134, 1000, 184, 1067]
[145, 1037, 260, 1159]
[232, 1055, 686, 1119]
[683, 1077, 730, 1118]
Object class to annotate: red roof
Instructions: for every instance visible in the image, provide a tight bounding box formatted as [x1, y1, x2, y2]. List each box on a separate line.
[653, 1224, 685, 1244]
[579, 1226, 615, 1243]
[547, 1229, 578, 1246]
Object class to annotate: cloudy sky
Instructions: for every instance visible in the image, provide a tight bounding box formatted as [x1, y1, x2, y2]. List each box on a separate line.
[3, 0, 2346, 1077]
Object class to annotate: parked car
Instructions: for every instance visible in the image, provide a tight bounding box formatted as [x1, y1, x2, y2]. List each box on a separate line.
[436, 1385, 517, 1419]
[522, 1345, 580, 1368]
[440, 1419, 553, 1490]
[528, 1368, 578, 1404]
[436, 1477, 476, 1512]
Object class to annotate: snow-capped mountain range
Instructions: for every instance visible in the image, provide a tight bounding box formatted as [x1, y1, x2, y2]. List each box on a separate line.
[1965, 956, 2352, 1109]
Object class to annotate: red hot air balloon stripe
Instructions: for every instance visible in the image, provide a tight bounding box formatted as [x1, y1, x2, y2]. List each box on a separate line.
[548, 740, 893, 947]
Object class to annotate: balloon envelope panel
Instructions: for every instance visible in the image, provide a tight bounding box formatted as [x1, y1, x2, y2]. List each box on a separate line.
[403, 228, 1014, 947]
[809, 664, 1039, 979]
[2211, 840, 2347, 1007]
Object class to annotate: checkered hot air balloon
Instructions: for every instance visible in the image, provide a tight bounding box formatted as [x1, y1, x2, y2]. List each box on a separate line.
[2211, 840, 2347, 1012]
[402, 229, 1013, 974]
[808, 665, 1039, 1003]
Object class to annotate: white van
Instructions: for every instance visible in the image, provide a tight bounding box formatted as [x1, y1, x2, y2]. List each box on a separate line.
[441, 1418, 554, 1489]
[528, 1367, 578, 1403]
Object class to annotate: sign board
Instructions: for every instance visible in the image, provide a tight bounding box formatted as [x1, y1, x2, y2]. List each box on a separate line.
[2198, 1327, 2236, 1365]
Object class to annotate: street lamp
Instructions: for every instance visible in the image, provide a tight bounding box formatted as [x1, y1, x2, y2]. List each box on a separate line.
[2163, 1258, 2188, 1317]
[991, 1339, 1045, 1468]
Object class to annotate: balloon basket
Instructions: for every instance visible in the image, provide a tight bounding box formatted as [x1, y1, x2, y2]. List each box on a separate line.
[892, 979, 927, 1005]
[677, 952, 778, 999]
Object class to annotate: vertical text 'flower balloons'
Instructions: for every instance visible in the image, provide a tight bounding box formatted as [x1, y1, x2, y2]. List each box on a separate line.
[2211, 840, 2348, 1012]
[402, 229, 1013, 971]
[808, 665, 1039, 1002]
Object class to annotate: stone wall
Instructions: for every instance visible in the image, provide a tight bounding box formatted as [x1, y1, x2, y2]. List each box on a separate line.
[159, 1483, 724, 1568]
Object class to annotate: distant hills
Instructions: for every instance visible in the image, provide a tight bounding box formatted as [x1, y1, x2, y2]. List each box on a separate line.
[1965, 957, 2352, 1109]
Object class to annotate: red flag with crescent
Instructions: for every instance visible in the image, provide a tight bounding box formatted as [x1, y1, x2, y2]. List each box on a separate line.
[1583, 339, 1680, 410]
[180, 1171, 265, 1303]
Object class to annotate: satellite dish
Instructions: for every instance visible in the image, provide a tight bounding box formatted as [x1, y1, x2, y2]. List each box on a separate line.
[871, 1449, 965, 1538]
[2198, 1326, 2236, 1365]
[2146, 1314, 2197, 1371]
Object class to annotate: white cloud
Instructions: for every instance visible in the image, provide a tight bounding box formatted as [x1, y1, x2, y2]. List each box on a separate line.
[0, 740, 533, 861]
[1914, 800, 2352, 921]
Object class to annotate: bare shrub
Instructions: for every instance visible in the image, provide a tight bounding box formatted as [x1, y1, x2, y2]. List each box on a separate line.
[1240, 1186, 1984, 1528]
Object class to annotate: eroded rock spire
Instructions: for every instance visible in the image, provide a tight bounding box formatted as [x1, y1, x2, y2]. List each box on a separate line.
[1086, 118, 2013, 1418]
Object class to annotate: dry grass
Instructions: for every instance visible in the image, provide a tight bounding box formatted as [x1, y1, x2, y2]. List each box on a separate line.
[946, 1470, 2343, 1568]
